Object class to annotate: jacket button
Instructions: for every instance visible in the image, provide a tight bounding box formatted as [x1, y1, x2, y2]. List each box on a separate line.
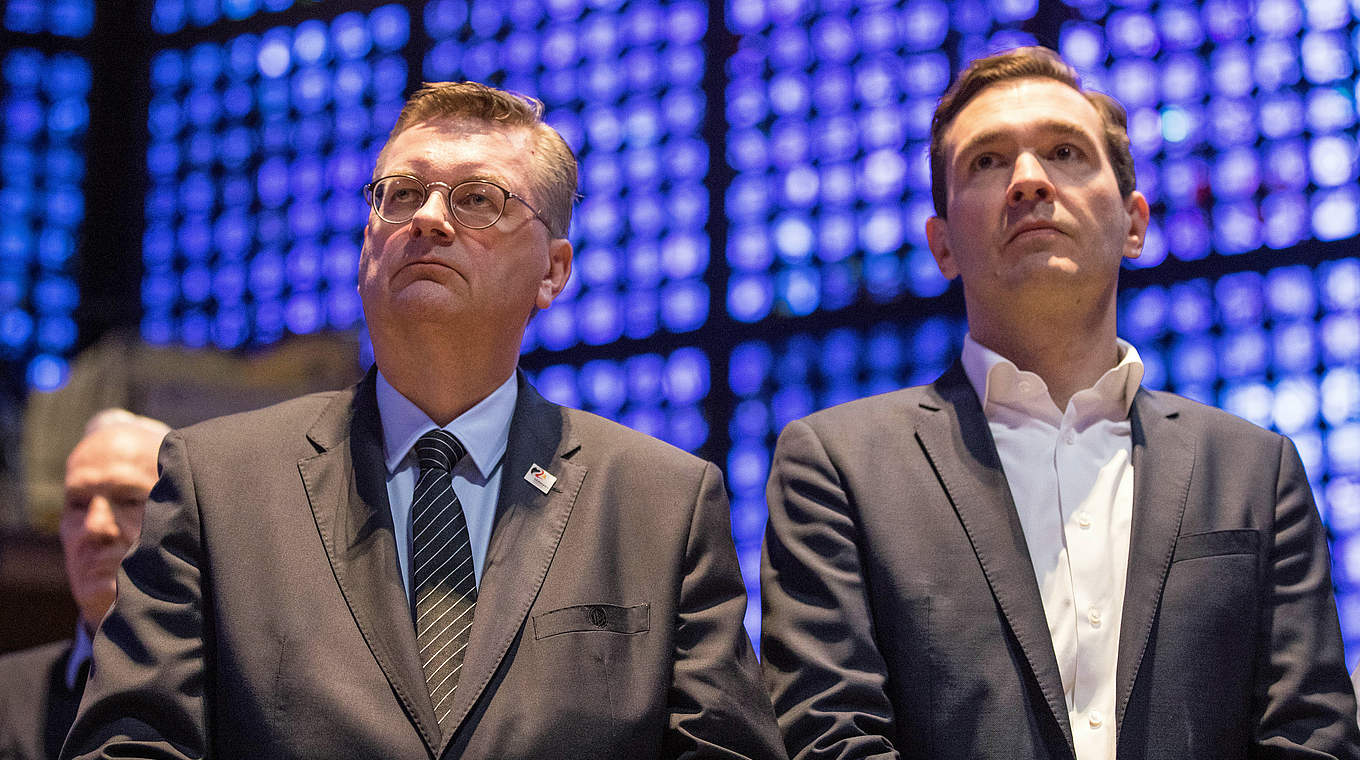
[590, 606, 607, 627]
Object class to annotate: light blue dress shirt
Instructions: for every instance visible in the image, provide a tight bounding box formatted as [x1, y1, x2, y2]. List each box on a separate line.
[375, 370, 517, 600]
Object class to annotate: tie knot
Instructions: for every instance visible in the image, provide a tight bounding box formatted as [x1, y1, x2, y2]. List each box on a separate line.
[414, 429, 466, 473]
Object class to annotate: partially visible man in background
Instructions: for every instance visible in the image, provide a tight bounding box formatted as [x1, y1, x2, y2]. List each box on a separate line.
[0, 409, 168, 760]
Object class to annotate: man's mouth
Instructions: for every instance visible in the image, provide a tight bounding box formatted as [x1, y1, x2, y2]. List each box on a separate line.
[1008, 221, 1063, 243]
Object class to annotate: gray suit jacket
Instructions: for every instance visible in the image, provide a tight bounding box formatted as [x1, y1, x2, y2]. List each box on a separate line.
[762, 363, 1359, 759]
[0, 639, 83, 760]
[63, 371, 784, 759]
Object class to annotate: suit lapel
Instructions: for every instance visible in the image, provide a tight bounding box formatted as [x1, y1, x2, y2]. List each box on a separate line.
[439, 374, 586, 753]
[915, 364, 1074, 754]
[1115, 390, 1193, 727]
[298, 371, 443, 755]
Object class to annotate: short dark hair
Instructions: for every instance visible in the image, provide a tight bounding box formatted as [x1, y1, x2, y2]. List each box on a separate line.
[379, 81, 577, 238]
[929, 46, 1136, 218]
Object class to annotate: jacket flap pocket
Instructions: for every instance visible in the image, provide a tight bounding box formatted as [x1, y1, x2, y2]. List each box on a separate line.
[1172, 529, 1260, 563]
[532, 603, 650, 639]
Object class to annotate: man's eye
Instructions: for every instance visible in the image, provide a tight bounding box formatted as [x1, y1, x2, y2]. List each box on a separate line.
[457, 192, 490, 207]
[973, 154, 999, 170]
[1053, 145, 1077, 160]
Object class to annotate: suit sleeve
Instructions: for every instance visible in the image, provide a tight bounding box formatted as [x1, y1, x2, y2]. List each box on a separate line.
[761, 419, 900, 760]
[663, 461, 788, 760]
[61, 431, 209, 760]
[1253, 435, 1360, 759]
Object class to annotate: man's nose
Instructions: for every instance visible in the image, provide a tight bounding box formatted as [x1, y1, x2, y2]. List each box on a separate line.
[410, 190, 455, 243]
[1007, 152, 1054, 206]
[84, 495, 120, 538]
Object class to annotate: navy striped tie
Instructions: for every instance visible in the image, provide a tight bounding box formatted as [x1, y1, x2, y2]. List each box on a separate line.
[410, 429, 476, 735]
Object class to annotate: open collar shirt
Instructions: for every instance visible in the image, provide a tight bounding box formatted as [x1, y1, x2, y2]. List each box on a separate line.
[961, 335, 1144, 760]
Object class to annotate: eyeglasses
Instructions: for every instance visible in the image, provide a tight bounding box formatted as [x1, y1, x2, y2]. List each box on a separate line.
[363, 174, 554, 233]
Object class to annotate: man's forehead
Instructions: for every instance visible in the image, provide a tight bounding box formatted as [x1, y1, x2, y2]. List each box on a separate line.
[944, 77, 1103, 153]
[379, 118, 536, 177]
[66, 426, 161, 471]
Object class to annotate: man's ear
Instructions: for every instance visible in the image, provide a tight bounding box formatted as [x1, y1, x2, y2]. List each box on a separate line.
[536, 238, 573, 309]
[1122, 191, 1150, 261]
[925, 216, 959, 280]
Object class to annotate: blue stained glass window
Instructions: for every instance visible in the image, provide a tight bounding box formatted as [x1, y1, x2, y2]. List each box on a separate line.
[1, 49, 89, 390]
[143, 6, 407, 349]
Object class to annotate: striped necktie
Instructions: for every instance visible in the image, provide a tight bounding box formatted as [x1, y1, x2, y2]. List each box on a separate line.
[410, 429, 477, 736]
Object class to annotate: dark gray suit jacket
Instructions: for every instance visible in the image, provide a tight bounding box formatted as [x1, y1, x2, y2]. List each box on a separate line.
[0, 639, 84, 760]
[762, 364, 1359, 759]
[63, 371, 784, 759]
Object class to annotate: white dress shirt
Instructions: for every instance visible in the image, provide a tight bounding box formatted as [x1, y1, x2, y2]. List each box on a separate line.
[376, 370, 517, 599]
[961, 335, 1144, 760]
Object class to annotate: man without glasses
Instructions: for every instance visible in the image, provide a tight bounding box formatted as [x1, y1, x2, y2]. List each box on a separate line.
[761, 46, 1360, 759]
[0, 410, 168, 760]
[64, 81, 784, 760]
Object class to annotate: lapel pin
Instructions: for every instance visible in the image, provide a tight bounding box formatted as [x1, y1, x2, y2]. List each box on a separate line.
[525, 464, 557, 494]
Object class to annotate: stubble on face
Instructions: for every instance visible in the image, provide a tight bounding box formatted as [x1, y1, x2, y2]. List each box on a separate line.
[927, 78, 1147, 310]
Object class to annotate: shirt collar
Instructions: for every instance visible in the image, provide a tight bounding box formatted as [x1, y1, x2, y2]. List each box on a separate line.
[961, 334, 1144, 422]
[375, 369, 518, 479]
[66, 622, 92, 690]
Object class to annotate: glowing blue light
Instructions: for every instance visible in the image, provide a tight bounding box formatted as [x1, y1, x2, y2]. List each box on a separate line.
[370, 5, 410, 51]
[0, 308, 33, 349]
[728, 274, 774, 323]
[779, 267, 820, 317]
[423, 0, 467, 37]
[27, 354, 68, 391]
[1301, 31, 1351, 84]
[1169, 336, 1217, 386]
[332, 12, 372, 60]
[1160, 106, 1192, 144]
[580, 360, 626, 413]
[1157, 4, 1203, 49]
[661, 281, 708, 332]
[1060, 22, 1106, 68]
[1322, 313, 1360, 365]
[861, 207, 904, 255]
[1265, 267, 1316, 319]
[1254, 38, 1301, 91]
[1309, 135, 1357, 187]
[1166, 280, 1212, 334]
[1206, 44, 1252, 97]
[816, 212, 856, 264]
[1108, 11, 1159, 57]
[1213, 202, 1262, 255]
[811, 15, 856, 62]
[1274, 320, 1317, 374]
[1312, 187, 1360, 241]
[864, 253, 904, 302]
[580, 292, 624, 346]
[258, 35, 291, 79]
[1322, 367, 1360, 426]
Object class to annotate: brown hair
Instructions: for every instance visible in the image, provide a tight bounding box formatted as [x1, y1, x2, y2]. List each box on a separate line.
[380, 81, 577, 238]
[929, 46, 1136, 218]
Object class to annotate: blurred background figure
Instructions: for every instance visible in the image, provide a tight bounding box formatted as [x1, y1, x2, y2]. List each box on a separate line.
[0, 409, 168, 760]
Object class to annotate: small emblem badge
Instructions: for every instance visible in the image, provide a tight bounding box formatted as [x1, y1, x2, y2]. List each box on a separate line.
[525, 464, 557, 494]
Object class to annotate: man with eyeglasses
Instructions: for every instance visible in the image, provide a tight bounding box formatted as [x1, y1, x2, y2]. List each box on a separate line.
[63, 82, 784, 760]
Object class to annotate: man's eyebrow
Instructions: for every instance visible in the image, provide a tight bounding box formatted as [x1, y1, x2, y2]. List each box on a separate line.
[954, 119, 1096, 159]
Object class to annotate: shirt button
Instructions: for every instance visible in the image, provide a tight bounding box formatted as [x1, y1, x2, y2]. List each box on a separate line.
[1077, 512, 1092, 529]
[1087, 607, 1102, 627]
[1064, 432, 1076, 445]
[1089, 711, 1104, 728]
[1018, 380, 1032, 394]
